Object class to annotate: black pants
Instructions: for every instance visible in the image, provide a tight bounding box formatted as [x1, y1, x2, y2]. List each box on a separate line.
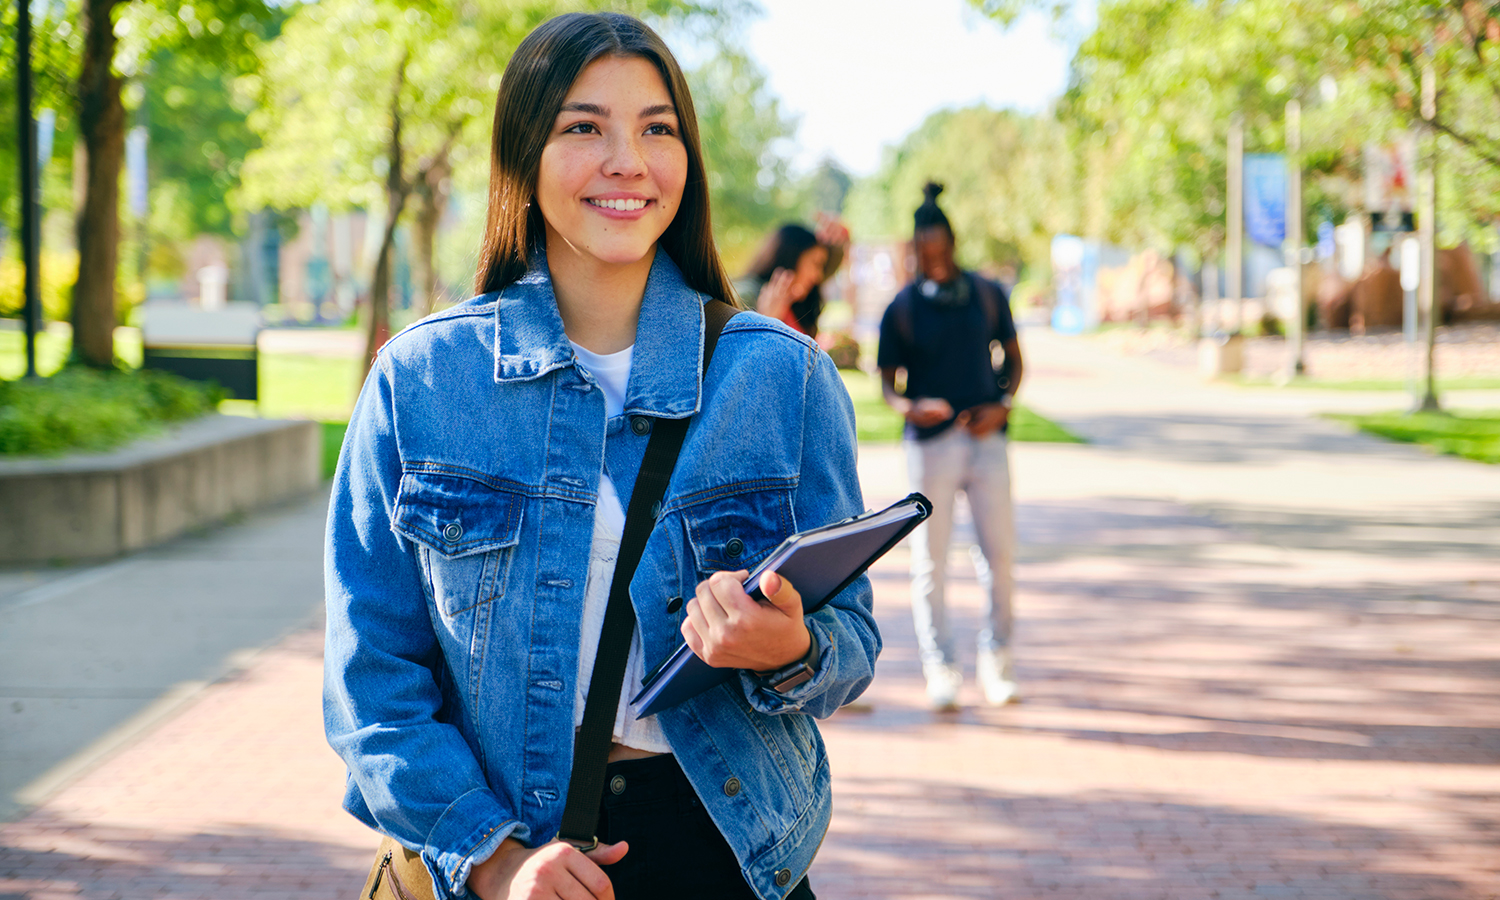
[596, 754, 815, 900]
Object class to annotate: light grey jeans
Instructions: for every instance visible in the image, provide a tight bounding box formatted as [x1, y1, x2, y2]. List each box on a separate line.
[905, 426, 1016, 671]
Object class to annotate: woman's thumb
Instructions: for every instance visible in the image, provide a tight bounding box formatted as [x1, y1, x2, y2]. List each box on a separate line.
[585, 840, 628, 866]
[761, 571, 800, 613]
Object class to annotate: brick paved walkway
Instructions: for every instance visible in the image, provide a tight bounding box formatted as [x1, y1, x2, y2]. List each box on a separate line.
[3, 331, 1498, 899]
[814, 477, 1500, 898]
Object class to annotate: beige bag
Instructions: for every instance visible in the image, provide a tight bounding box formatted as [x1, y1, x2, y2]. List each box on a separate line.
[360, 836, 437, 900]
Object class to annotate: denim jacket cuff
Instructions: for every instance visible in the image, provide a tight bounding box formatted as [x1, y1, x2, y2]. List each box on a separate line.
[426, 788, 521, 898]
[738, 621, 832, 714]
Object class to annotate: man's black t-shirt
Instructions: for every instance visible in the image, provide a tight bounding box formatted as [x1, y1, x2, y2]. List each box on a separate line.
[877, 271, 1017, 441]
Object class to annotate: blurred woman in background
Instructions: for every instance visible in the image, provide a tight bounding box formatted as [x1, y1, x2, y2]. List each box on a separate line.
[735, 216, 849, 339]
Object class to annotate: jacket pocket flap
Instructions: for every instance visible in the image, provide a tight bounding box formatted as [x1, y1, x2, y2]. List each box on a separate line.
[394, 471, 524, 559]
[683, 488, 794, 574]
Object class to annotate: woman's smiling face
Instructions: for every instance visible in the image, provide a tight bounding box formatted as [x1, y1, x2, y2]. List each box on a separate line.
[536, 55, 688, 274]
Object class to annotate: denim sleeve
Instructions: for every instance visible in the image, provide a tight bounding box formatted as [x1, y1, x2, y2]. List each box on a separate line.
[324, 357, 517, 898]
[739, 345, 882, 718]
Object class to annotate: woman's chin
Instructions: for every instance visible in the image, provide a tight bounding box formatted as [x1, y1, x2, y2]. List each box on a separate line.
[563, 240, 659, 271]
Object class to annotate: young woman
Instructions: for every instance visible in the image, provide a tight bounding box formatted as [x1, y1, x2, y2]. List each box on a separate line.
[324, 12, 877, 900]
[734, 218, 850, 339]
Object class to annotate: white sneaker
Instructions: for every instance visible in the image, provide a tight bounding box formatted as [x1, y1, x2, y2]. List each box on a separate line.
[924, 663, 963, 711]
[978, 649, 1020, 706]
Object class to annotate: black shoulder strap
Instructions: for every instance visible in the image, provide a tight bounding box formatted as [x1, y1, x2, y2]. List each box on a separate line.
[892, 285, 915, 350]
[559, 298, 738, 847]
[969, 275, 1017, 392]
[971, 273, 1001, 339]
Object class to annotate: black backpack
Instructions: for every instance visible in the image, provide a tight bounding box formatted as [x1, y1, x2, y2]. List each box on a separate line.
[889, 272, 1017, 393]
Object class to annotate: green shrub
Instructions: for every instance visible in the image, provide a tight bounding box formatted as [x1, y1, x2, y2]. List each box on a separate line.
[0, 367, 223, 456]
[823, 331, 862, 370]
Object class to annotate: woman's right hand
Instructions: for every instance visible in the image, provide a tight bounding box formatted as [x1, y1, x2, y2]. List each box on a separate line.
[468, 838, 628, 899]
[754, 268, 797, 324]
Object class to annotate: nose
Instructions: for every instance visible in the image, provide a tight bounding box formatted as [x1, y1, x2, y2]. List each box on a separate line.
[604, 133, 647, 179]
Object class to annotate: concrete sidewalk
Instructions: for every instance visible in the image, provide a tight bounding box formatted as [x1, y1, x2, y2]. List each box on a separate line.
[0, 491, 330, 823]
[2, 330, 1497, 898]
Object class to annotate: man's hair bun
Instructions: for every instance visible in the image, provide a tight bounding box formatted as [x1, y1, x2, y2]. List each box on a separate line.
[914, 181, 952, 236]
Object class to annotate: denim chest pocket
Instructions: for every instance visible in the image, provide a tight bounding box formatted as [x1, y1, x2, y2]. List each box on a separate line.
[683, 488, 795, 578]
[393, 471, 525, 618]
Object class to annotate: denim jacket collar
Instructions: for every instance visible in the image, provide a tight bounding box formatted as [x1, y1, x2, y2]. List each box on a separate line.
[493, 247, 706, 419]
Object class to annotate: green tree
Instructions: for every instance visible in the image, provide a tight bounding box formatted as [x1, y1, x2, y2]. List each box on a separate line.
[845, 105, 1076, 276]
[1308, 0, 1500, 248]
[239, 0, 720, 374]
[974, 0, 1500, 257]
[142, 38, 279, 239]
[796, 158, 853, 217]
[59, 0, 276, 368]
[684, 44, 796, 271]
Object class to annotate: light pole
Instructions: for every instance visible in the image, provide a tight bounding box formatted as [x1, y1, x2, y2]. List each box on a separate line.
[1415, 60, 1441, 413]
[17, 0, 42, 379]
[1227, 115, 1244, 334]
[1281, 98, 1305, 381]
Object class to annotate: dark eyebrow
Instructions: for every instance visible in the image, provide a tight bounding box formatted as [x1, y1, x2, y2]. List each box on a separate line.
[557, 101, 676, 119]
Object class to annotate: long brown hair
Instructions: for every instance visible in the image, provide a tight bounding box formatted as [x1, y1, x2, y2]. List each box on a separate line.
[473, 13, 736, 306]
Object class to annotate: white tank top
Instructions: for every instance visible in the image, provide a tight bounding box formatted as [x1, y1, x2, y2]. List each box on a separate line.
[569, 341, 671, 754]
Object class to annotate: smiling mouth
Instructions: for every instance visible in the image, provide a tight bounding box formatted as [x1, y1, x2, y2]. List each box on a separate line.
[587, 198, 649, 212]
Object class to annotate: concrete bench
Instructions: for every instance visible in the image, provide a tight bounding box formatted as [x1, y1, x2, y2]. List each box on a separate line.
[0, 415, 321, 564]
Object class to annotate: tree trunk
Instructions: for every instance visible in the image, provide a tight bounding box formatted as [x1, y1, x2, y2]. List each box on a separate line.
[72, 0, 126, 368]
[411, 147, 451, 318]
[364, 205, 404, 376]
[362, 55, 410, 377]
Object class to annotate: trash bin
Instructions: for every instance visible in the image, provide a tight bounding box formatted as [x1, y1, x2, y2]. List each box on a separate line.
[1198, 331, 1244, 378]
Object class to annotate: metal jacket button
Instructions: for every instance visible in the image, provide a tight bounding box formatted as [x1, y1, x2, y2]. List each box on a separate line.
[442, 523, 463, 542]
[725, 537, 744, 558]
[610, 775, 626, 795]
[666, 596, 684, 614]
[723, 777, 741, 797]
[630, 416, 652, 436]
[774, 868, 792, 887]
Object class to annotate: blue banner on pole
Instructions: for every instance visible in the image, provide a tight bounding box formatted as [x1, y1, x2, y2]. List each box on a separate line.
[1243, 153, 1286, 247]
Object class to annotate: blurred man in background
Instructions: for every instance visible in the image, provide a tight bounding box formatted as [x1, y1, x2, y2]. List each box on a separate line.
[877, 182, 1024, 711]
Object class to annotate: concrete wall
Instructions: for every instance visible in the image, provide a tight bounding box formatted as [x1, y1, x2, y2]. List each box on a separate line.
[0, 416, 322, 565]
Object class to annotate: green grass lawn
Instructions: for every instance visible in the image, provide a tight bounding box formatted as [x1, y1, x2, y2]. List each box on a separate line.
[221, 352, 361, 480]
[1331, 410, 1500, 464]
[5, 327, 1080, 471]
[839, 370, 1083, 444]
[0, 328, 73, 379]
[218, 352, 362, 422]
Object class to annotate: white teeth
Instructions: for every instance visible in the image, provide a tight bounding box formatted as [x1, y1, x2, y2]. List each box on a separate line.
[590, 198, 648, 211]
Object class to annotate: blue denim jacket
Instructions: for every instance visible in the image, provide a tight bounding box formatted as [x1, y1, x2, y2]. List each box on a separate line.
[324, 251, 879, 900]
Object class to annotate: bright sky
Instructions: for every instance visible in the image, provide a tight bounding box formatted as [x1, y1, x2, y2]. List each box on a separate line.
[745, 0, 1078, 176]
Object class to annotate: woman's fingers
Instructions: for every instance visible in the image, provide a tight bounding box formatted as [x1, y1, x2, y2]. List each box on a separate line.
[682, 570, 749, 652]
[682, 569, 809, 670]
[562, 842, 622, 899]
[758, 269, 795, 320]
[501, 842, 616, 900]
